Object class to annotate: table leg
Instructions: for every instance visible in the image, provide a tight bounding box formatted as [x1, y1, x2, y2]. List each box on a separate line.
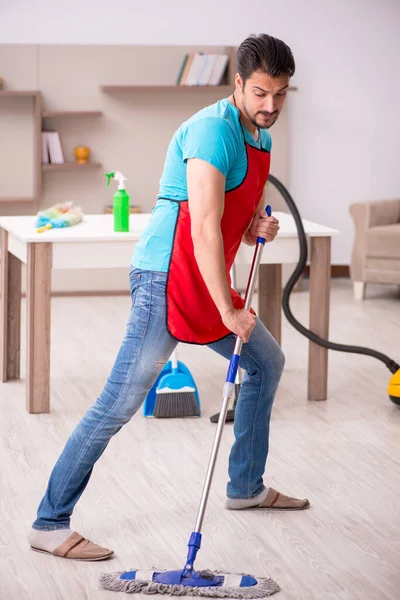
[308, 236, 331, 401]
[1, 229, 22, 382]
[26, 242, 52, 413]
[258, 263, 282, 345]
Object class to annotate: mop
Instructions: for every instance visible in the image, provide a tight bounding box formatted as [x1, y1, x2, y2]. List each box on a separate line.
[100, 206, 280, 598]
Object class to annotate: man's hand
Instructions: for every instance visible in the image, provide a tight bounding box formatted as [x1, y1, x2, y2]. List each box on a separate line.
[243, 210, 280, 246]
[221, 307, 256, 343]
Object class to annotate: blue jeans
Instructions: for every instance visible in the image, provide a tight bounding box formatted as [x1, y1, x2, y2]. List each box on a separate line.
[32, 268, 285, 530]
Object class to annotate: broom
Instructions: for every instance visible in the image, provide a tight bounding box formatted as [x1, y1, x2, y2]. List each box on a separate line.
[143, 348, 201, 418]
[100, 206, 280, 598]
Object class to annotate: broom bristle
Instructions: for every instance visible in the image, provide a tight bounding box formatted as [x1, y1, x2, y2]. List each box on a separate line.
[153, 391, 200, 418]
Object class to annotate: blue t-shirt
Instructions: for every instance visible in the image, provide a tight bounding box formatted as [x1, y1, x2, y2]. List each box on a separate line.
[132, 98, 272, 272]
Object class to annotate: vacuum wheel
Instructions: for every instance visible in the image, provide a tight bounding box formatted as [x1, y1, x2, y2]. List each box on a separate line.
[210, 383, 241, 423]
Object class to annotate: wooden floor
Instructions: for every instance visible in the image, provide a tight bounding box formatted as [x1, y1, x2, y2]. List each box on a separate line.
[1, 279, 399, 600]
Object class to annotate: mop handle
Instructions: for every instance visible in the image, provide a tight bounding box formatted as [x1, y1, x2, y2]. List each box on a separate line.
[182, 206, 272, 574]
[192, 205, 272, 537]
[229, 262, 241, 387]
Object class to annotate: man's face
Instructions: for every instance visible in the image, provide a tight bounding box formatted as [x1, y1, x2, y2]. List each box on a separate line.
[238, 70, 290, 129]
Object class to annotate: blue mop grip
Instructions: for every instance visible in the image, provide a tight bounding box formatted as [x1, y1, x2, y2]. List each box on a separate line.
[182, 531, 202, 574]
[226, 354, 240, 384]
[256, 204, 272, 245]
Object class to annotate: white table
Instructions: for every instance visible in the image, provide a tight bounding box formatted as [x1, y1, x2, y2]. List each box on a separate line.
[0, 212, 339, 413]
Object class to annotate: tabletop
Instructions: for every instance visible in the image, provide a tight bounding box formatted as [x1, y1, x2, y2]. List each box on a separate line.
[0, 212, 339, 244]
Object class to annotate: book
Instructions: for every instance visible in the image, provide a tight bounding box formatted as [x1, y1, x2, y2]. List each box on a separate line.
[41, 132, 49, 164]
[177, 52, 229, 86]
[178, 52, 195, 85]
[176, 54, 189, 85]
[42, 131, 65, 164]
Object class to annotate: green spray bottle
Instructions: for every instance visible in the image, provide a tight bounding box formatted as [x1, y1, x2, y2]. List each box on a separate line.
[105, 171, 130, 232]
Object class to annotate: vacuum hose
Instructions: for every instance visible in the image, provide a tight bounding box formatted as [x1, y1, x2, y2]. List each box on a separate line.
[267, 173, 400, 403]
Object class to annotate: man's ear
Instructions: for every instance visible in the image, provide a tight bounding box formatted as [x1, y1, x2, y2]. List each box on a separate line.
[234, 73, 244, 90]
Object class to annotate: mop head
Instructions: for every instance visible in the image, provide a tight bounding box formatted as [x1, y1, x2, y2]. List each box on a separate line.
[99, 568, 280, 597]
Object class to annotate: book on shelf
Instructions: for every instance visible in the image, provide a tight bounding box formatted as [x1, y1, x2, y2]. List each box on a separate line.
[177, 52, 229, 86]
[41, 131, 65, 164]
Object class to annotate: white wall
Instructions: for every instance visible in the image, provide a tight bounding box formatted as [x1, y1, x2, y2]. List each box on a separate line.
[2, 0, 399, 264]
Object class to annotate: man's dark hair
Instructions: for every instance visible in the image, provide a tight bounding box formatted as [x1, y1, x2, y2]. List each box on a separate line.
[237, 34, 295, 83]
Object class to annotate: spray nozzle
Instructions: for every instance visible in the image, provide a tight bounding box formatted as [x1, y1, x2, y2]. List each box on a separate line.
[105, 171, 127, 190]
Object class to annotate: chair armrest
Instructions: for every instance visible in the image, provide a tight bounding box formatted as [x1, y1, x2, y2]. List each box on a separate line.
[348, 199, 400, 282]
[349, 199, 400, 229]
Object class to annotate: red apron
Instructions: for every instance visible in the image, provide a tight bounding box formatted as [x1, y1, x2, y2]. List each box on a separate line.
[165, 136, 271, 345]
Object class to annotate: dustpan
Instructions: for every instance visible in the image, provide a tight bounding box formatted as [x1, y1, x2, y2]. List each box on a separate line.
[143, 348, 201, 417]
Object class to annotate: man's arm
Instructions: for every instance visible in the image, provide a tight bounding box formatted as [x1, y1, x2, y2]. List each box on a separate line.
[187, 158, 233, 316]
[187, 158, 256, 342]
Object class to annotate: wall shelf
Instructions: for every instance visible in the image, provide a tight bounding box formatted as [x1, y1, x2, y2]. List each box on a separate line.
[100, 84, 297, 93]
[42, 162, 102, 171]
[0, 90, 39, 97]
[42, 110, 103, 118]
[100, 84, 233, 93]
[0, 196, 36, 203]
[40, 112, 102, 175]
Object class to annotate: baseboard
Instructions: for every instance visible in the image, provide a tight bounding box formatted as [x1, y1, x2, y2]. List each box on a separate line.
[303, 265, 350, 278]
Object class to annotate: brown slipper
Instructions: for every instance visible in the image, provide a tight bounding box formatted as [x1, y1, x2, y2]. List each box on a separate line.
[31, 531, 114, 561]
[258, 487, 310, 510]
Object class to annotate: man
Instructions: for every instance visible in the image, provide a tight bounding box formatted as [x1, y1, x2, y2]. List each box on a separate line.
[28, 33, 309, 562]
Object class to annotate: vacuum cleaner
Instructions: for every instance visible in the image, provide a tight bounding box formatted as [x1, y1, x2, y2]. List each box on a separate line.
[212, 174, 400, 425]
[267, 173, 400, 406]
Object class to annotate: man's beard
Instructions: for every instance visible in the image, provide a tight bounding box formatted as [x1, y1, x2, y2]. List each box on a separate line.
[243, 99, 278, 129]
[251, 112, 278, 130]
